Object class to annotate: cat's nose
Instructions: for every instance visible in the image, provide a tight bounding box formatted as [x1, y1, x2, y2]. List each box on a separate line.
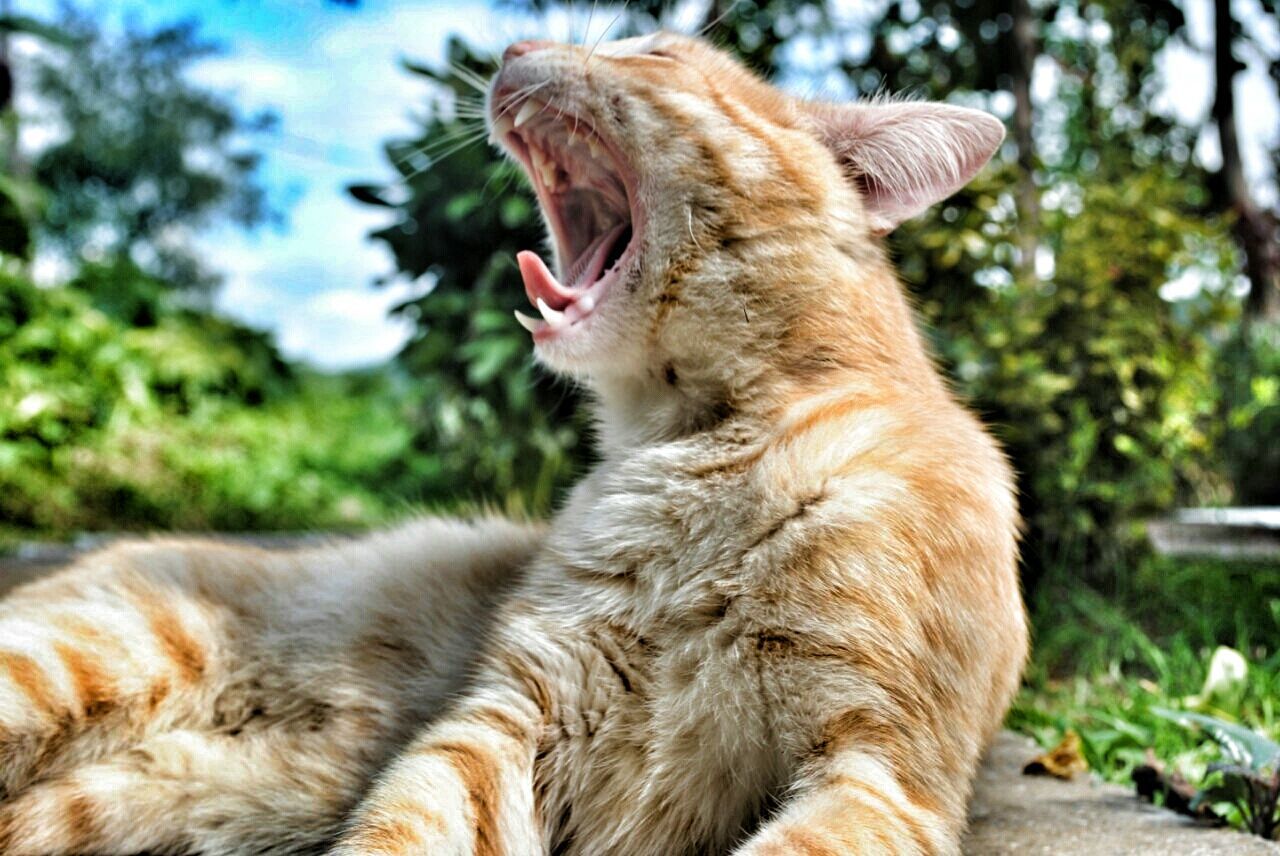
[502, 40, 555, 64]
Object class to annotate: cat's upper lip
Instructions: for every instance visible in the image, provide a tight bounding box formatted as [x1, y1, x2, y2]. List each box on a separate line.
[489, 93, 641, 342]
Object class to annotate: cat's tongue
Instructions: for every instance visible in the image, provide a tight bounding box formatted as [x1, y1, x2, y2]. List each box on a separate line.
[517, 251, 576, 311]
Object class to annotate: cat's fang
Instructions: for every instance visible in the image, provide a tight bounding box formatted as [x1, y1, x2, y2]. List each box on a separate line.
[513, 310, 544, 334]
[536, 297, 567, 328]
[514, 100, 541, 129]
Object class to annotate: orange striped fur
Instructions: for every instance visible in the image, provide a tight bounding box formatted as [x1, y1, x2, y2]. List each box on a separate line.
[0, 32, 1024, 856]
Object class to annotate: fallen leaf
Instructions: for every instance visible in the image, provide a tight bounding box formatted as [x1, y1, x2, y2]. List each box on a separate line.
[1023, 730, 1089, 779]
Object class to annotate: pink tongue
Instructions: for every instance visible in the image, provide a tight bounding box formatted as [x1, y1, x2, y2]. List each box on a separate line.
[517, 251, 575, 311]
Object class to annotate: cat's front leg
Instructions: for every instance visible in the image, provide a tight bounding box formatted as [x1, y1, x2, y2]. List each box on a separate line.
[731, 742, 955, 856]
[331, 672, 550, 856]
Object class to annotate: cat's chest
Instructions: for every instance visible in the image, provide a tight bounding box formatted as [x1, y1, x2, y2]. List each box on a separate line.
[532, 593, 792, 856]
[524, 445, 825, 852]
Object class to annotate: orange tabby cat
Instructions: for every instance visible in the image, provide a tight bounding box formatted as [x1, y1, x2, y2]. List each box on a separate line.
[0, 32, 1025, 855]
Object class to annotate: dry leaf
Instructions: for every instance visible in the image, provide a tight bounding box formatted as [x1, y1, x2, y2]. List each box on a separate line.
[1022, 730, 1089, 779]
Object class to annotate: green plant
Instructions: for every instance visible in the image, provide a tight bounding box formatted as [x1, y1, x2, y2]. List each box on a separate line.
[1220, 322, 1280, 504]
[1153, 708, 1280, 839]
[1012, 554, 1280, 789]
[0, 265, 422, 538]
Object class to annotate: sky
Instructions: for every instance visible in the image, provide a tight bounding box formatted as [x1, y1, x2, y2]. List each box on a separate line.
[10, 0, 1280, 368]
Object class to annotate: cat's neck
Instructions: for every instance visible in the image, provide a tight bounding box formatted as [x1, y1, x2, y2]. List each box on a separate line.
[589, 249, 943, 459]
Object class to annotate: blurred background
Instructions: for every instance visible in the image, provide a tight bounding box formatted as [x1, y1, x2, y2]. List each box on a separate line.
[0, 0, 1277, 829]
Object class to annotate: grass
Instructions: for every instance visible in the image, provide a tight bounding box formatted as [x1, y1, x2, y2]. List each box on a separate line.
[1012, 553, 1280, 833]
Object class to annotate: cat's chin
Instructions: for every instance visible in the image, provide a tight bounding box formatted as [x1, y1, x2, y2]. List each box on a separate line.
[489, 94, 641, 347]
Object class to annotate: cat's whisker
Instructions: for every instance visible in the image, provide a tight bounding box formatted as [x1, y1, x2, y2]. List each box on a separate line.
[448, 62, 493, 95]
[582, 0, 599, 48]
[494, 80, 555, 118]
[454, 103, 492, 117]
[390, 127, 491, 176]
[685, 204, 703, 251]
[480, 159, 525, 201]
[393, 123, 488, 163]
[695, 0, 744, 39]
[585, 6, 627, 67]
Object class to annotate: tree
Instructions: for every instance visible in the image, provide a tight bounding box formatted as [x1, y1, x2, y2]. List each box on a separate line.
[26, 4, 274, 292]
[1210, 0, 1279, 322]
[0, 5, 77, 260]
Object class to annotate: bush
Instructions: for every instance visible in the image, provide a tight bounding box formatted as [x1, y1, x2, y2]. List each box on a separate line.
[900, 167, 1239, 583]
[0, 263, 417, 539]
[1220, 323, 1280, 505]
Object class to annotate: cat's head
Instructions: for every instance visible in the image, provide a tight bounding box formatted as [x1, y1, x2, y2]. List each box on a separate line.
[488, 32, 1002, 435]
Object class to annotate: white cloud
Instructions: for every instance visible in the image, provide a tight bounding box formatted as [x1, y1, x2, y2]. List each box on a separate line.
[206, 182, 417, 369]
[188, 2, 506, 369]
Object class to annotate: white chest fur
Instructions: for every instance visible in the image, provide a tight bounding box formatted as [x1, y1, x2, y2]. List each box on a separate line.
[515, 437, 828, 855]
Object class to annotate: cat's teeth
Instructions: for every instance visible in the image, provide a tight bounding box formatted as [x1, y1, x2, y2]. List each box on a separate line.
[586, 138, 604, 160]
[527, 144, 559, 191]
[577, 293, 595, 313]
[513, 310, 544, 334]
[491, 114, 514, 139]
[514, 101, 540, 129]
[536, 297, 566, 328]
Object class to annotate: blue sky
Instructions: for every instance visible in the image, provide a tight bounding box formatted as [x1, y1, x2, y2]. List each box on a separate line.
[11, 0, 1279, 367]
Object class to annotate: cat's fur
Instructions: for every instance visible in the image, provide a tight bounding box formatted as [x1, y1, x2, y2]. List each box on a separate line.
[0, 32, 1026, 855]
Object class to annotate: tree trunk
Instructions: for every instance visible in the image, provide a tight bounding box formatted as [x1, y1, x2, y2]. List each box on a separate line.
[1213, 0, 1280, 321]
[1011, 0, 1039, 282]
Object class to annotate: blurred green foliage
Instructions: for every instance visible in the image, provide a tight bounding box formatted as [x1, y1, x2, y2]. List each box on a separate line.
[902, 167, 1240, 575]
[1221, 324, 1280, 505]
[0, 262, 417, 540]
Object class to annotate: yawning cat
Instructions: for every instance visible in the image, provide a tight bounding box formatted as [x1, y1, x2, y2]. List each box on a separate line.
[0, 32, 1026, 856]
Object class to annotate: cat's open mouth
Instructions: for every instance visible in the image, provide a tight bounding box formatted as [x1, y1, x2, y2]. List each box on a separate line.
[491, 98, 639, 340]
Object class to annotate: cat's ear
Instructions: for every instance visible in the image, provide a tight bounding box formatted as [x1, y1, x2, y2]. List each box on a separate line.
[801, 100, 1005, 234]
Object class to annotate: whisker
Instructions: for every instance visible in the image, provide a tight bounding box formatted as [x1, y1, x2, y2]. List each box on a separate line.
[493, 79, 554, 117]
[394, 131, 491, 182]
[696, 0, 747, 38]
[585, 3, 628, 66]
[392, 126, 490, 169]
[583, 0, 599, 48]
[482, 159, 526, 201]
[449, 61, 492, 95]
[696, 0, 743, 39]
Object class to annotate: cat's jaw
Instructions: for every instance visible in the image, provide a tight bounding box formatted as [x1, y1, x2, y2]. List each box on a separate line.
[488, 87, 642, 356]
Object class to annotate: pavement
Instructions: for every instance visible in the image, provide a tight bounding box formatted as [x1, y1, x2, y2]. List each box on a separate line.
[3, 543, 1278, 854]
[966, 731, 1280, 854]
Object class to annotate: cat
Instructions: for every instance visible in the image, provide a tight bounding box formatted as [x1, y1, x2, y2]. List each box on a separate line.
[0, 31, 1026, 856]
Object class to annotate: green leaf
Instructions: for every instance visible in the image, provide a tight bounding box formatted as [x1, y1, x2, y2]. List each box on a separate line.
[1189, 775, 1250, 813]
[1152, 708, 1280, 772]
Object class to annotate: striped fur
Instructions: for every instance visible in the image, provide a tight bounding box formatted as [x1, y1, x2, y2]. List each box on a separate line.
[0, 32, 1025, 855]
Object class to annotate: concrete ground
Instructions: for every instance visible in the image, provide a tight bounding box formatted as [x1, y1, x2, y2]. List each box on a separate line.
[3, 542, 1278, 854]
[966, 731, 1279, 855]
